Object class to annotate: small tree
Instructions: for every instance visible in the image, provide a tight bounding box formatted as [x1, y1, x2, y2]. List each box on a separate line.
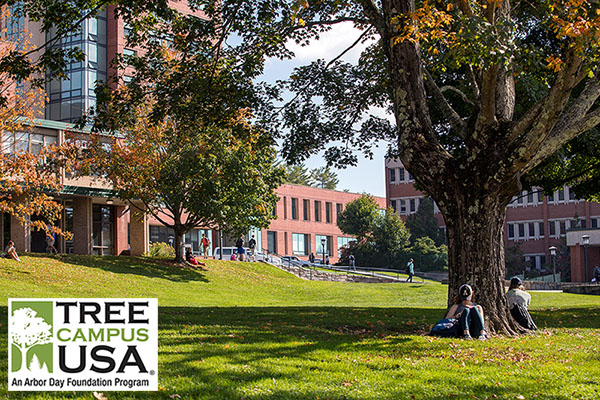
[284, 163, 314, 186]
[373, 208, 411, 254]
[405, 198, 445, 246]
[10, 307, 52, 372]
[337, 194, 381, 242]
[310, 166, 339, 189]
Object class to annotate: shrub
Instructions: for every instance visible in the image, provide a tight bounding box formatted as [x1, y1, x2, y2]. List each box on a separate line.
[144, 242, 175, 258]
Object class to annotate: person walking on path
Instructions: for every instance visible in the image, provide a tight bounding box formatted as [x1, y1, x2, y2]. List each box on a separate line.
[46, 231, 57, 254]
[349, 254, 356, 271]
[406, 258, 414, 282]
[325, 255, 330, 265]
[248, 235, 257, 261]
[309, 253, 315, 264]
[200, 233, 210, 259]
[235, 236, 245, 261]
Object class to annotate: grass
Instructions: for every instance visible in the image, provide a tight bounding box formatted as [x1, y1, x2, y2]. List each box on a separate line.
[1, 254, 600, 399]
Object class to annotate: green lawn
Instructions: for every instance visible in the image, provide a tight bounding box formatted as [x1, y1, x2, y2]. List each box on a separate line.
[1, 254, 600, 399]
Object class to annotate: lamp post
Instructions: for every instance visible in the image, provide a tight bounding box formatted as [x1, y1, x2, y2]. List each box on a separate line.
[582, 234, 590, 282]
[321, 238, 326, 264]
[549, 246, 557, 283]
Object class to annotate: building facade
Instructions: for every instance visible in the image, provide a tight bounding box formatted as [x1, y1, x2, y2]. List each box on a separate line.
[386, 158, 600, 281]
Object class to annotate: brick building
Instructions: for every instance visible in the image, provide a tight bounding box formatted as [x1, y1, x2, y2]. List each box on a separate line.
[386, 158, 600, 282]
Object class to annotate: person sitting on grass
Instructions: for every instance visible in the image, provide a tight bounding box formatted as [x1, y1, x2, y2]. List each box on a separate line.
[230, 251, 237, 261]
[506, 277, 537, 330]
[5, 241, 21, 262]
[445, 284, 487, 341]
[185, 248, 205, 267]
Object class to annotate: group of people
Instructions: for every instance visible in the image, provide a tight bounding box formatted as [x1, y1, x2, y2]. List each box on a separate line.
[434, 277, 537, 340]
[308, 253, 330, 265]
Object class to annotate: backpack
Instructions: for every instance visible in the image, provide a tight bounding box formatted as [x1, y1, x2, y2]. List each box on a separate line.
[236, 239, 243, 248]
[429, 318, 459, 337]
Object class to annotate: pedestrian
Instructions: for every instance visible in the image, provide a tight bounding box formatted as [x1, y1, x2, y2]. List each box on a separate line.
[325, 255, 330, 265]
[248, 234, 256, 261]
[235, 236, 245, 261]
[230, 250, 237, 261]
[406, 258, 414, 282]
[506, 277, 537, 330]
[46, 231, 57, 254]
[309, 253, 315, 264]
[349, 254, 356, 271]
[200, 233, 210, 259]
[594, 265, 600, 284]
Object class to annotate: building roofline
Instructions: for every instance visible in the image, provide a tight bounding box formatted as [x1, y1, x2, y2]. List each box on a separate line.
[280, 183, 385, 200]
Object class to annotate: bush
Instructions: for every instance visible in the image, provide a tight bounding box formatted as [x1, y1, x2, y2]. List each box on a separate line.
[144, 242, 175, 258]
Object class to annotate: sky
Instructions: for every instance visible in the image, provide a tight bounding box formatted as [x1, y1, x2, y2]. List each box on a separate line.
[256, 22, 390, 198]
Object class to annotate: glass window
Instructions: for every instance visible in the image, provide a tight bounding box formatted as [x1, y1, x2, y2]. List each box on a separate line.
[390, 168, 396, 182]
[303, 199, 310, 221]
[30, 134, 44, 154]
[399, 168, 405, 182]
[527, 192, 534, 204]
[337, 236, 354, 257]
[292, 233, 307, 256]
[592, 218, 598, 228]
[549, 221, 556, 236]
[291, 198, 298, 220]
[538, 222, 544, 237]
[518, 224, 525, 238]
[2, 133, 15, 153]
[315, 235, 330, 257]
[508, 224, 514, 239]
[15, 132, 28, 152]
[267, 231, 277, 254]
[391, 200, 397, 213]
[559, 221, 566, 235]
[410, 199, 416, 213]
[326, 202, 332, 223]
[399, 199, 406, 214]
[88, 43, 97, 63]
[314, 201, 321, 222]
[547, 192, 554, 202]
[528, 223, 535, 237]
[569, 188, 576, 201]
[558, 189, 565, 201]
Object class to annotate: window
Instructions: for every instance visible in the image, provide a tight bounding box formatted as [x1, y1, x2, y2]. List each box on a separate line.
[399, 199, 406, 214]
[528, 223, 535, 237]
[337, 236, 355, 257]
[2, 132, 58, 154]
[325, 202, 332, 223]
[559, 221, 566, 235]
[547, 192, 554, 202]
[538, 222, 544, 238]
[568, 188, 576, 201]
[303, 199, 310, 221]
[399, 168, 405, 182]
[508, 224, 515, 239]
[410, 199, 416, 213]
[267, 231, 277, 254]
[549, 221, 556, 237]
[518, 224, 525, 238]
[558, 188, 565, 201]
[527, 192, 534, 204]
[315, 235, 331, 257]
[390, 168, 396, 183]
[391, 200, 397, 213]
[336, 203, 343, 218]
[314, 201, 322, 222]
[92, 204, 113, 255]
[291, 198, 299, 220]
[292, 233, 310, 255]
[283, 197, 287, 219]
[123, 48, 136, 57]
[592, 217, 598, 228]
[408, 172, 414, 181]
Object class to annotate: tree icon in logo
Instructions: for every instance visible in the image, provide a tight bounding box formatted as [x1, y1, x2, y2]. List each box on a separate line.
[10, 307, 52, 372]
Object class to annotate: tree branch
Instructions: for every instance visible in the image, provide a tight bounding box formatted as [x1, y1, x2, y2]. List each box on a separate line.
[440, 85, 475, 107]
[355, 0, 386, 34]
[424, 69, 466, 135]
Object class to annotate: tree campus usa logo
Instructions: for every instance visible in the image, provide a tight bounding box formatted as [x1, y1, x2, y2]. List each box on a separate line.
[8, 299, 158, 391]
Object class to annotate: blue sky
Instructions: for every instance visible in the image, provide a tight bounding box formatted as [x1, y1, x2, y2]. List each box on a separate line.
[256, 22, 390, 198]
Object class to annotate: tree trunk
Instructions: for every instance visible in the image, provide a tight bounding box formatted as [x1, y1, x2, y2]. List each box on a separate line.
[21, 345, 28, 371]
[173, 229, 185, 263]
[440, 193, 522, 335]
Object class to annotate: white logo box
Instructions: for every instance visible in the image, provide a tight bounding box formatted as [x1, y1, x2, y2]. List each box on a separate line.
[8, 298, 158, 391]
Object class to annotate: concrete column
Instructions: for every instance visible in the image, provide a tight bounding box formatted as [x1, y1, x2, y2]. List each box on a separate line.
[10, 215, 29, 253]
[129, 203, 149, 256]
[114, 205, 128, 255]
[73, 197, 92, 255]
[571, 244, 583, 282]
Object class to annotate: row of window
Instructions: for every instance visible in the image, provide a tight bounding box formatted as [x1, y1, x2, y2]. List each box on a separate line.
[290, 233, 355, 257]
[281, 197, 342, 224]
[508, 186, 584, 207]
[388, 167, 414, 184]
[390, 197, 422, 215]
[524, 254, 547, 271]
[507, 217, 596, 240]
[1, 132, 57, 154]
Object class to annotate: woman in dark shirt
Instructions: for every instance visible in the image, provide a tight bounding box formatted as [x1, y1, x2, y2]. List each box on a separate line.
[445, 284, 487, 340]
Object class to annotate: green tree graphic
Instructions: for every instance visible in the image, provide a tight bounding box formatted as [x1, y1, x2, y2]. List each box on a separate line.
[11, 306, 52, 372]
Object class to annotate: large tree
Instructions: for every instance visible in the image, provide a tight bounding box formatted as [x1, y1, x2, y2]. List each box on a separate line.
[85, 6, 283, 262]
[219, 0, 600, 332]
[310, 166, 339, 189]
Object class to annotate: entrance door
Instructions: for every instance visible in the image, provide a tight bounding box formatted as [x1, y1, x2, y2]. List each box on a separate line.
[92, 205, 114, 255]
[30, 215, 47, 253]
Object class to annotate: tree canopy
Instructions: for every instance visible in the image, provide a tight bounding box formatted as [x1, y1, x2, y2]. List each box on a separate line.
[336, 194, 382, 241]
[310, 166, 339, 190]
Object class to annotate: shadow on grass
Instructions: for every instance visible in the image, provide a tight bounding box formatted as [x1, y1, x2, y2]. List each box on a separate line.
[24, 253, 209, 283]
[1, 306, 599, 399]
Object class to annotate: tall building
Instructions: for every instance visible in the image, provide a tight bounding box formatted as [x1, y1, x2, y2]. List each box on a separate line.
[385, 158, 600, 282]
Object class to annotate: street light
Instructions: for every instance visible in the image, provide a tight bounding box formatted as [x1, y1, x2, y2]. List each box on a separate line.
[582, 234, 590, 282]
[549, 246, 557, 283]
[321, 238, 326, 264]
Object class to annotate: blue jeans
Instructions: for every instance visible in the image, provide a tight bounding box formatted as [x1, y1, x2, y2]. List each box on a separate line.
[459, 307, 485, 336]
